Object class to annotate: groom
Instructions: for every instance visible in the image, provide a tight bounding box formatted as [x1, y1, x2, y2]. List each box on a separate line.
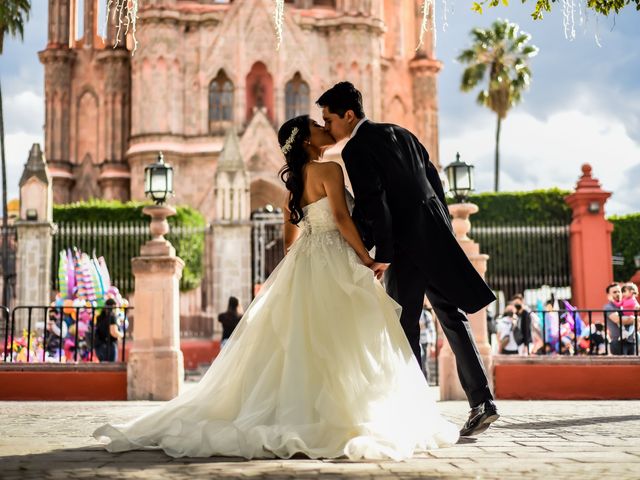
[317, 82, 499, 436]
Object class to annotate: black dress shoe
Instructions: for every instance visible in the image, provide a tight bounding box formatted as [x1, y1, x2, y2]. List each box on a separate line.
[460, 400, 499, 437]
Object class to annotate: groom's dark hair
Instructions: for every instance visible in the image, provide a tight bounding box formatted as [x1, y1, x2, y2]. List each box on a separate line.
[316, 82, 365, 119]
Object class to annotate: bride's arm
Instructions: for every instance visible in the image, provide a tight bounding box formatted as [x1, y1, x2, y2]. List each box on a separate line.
[283, 197, 300, 254]
[322, 162, 374, 267]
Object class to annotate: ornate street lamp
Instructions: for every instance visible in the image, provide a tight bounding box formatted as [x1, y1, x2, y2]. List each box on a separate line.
[144, 152, 174, 205]
[444, 153, 474, 203]
[141, 152, 176, 256]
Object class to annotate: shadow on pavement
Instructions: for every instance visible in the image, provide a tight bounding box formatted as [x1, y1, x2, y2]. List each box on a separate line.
[495, 414, 640, 430]
[0, 447, 430, 479]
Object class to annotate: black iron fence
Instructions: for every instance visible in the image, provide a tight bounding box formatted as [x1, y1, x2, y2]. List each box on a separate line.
[2, 305, 132, 363]
[0, 225, 17, 307]
[251, 211, 285, 288]
[470, 222, 571, 300]
[51, 222, 209, 295]
[495, 308, 640, 356]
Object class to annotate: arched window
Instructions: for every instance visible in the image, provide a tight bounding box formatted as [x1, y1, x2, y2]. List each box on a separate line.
[285, 72, 309, 120]
[209, 70, 234, 129]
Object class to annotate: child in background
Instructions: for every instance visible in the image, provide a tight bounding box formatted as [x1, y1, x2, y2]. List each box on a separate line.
[619, 283, 640, 315]
[618, 283, 639, 344]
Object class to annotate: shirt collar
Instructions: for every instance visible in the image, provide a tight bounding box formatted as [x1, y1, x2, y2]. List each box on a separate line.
[348, 117, 367, 140]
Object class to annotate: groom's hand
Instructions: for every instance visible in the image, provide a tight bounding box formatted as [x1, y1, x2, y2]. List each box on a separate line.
[370, 262, 390, 280]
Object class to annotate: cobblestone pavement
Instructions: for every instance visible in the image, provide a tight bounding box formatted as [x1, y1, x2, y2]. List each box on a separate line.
[1, 390, 639, 480]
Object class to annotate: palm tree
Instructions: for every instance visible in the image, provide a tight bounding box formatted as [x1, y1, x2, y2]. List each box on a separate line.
[457, 19, 538, 192]
[0, 0, 31, 307]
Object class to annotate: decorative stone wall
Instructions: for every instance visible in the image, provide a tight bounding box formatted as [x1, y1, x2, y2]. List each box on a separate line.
[212, 224, 253, 315]
[15, 222, 54, 330]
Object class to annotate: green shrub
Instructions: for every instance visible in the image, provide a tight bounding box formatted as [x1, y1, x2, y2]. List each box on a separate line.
[448, 188, 573, 224]
[53, 200, 206, 292]
[609, 213, 640, 282]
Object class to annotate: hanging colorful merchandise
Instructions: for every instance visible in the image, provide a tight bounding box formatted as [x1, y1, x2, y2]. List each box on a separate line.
[3, 248, 129, 363]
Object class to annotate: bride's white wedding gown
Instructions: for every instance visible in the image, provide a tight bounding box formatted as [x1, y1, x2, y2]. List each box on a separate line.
[93, 196, 459, 460]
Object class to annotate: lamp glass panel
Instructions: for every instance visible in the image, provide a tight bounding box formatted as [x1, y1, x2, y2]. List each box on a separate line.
[455, 165, 471, 190]
[446, 166, 456, 192]
[166, 168, 174, 193]
[144, 168, 151, 193]
[150, 169, 167, 194]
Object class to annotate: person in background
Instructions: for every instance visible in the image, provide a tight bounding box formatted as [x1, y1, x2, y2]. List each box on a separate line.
[619, 283, 640, 315]
[512, 294, 542, 354]
[619, 283, 639, 347]
[94, 298, 123, 362]
[218, 296, 243, 348]
[603, 283, 635, 355]
[419, 300, 436, 381]
[497, 305, 519, 355]
[45, 308, 67, 361]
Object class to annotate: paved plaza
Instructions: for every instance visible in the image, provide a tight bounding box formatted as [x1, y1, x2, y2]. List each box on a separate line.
[1, 387, 639, 480]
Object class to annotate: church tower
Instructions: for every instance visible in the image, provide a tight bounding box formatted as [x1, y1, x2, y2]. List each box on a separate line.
[39, 0, 131, 203]
[408, 0, 442, 166]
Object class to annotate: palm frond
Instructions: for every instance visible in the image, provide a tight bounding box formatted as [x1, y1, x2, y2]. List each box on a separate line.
[0, 0, 31, 54]
[461, 63, 488, 91]
[457, 48, 478, 64]
[457, 18, 537, 118]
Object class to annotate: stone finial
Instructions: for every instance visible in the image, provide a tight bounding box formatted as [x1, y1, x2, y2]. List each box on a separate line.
[573, 162, 603, 191]
[19, 143, 53, 222]
[19, 143, 50, 187]
[217, 128, 245, 173]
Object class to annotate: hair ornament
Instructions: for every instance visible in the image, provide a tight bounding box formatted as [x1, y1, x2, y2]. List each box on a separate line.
[281, 127, 299, 155]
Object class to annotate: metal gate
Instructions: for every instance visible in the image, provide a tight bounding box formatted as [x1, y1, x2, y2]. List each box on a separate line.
[470, 221, 572, 299]
[251, 210, 284, 292]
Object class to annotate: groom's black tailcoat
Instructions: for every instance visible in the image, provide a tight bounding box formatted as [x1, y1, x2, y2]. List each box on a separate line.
[343, 120, 495, 406]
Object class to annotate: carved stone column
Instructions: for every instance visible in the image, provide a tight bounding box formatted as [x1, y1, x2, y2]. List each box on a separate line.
[128, 205, 185, 400]
[15, 144, 54, 330]
[439, 202, 493, 401]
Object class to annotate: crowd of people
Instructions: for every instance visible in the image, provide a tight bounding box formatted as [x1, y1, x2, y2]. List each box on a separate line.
[490, 282, 639, 356]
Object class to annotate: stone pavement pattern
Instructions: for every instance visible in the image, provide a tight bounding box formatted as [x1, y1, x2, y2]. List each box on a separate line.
[1, 395, 639, 480]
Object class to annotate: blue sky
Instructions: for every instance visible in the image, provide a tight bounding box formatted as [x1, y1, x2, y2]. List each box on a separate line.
[1, 2, 639, 215]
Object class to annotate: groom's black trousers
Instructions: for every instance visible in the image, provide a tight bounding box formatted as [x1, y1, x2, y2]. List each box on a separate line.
[385, 254, 494, 408]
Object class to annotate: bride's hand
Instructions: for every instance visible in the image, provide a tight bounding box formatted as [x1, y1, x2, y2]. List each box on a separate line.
[364, 256, 389, 280]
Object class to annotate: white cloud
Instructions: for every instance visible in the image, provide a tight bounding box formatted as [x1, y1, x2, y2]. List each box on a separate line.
[441, 108, 640, 216]
[0, 89, 45, 202]
[4, 90, 44, 136]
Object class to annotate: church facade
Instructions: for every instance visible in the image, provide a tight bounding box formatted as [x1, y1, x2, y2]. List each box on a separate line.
[40, 0, 442, 314]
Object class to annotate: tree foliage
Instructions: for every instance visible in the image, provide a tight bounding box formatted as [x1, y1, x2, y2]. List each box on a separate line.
[457, 19, 538, 191]
[471, 0, 640, 20]
[0, 0, 30, 54]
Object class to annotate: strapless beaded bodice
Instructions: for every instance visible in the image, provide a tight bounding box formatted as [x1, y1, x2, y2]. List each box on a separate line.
[300, 197, 338, 234]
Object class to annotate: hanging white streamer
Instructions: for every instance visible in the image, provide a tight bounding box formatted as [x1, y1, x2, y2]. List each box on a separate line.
[106, 0, 139, 55]
[416, 0, 436, 51]
[274, 0, 285, 50]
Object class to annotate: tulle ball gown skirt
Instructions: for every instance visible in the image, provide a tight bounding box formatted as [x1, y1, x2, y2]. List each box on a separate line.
[93, 203, 459, 460]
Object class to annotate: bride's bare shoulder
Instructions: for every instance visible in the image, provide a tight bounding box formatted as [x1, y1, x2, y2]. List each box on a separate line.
[316, 161, 343, 175]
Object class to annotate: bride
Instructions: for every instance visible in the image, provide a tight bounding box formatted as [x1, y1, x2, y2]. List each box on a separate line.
[93, 115, 459, 460]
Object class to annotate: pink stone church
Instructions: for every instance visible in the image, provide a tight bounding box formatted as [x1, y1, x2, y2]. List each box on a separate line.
[40, 0, 442, 314]
[42, 0, 441, 207]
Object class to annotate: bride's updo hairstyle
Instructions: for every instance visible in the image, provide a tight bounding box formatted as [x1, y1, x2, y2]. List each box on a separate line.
[278, 115, 311, 225]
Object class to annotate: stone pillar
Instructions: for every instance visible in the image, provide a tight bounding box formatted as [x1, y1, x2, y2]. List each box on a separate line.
[439, 202, 493, 401]
[15, 144, 54, 330]
[565, 164, 613, 310]
[211, 129, 252, 315]
[128, 205, 185, 400]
